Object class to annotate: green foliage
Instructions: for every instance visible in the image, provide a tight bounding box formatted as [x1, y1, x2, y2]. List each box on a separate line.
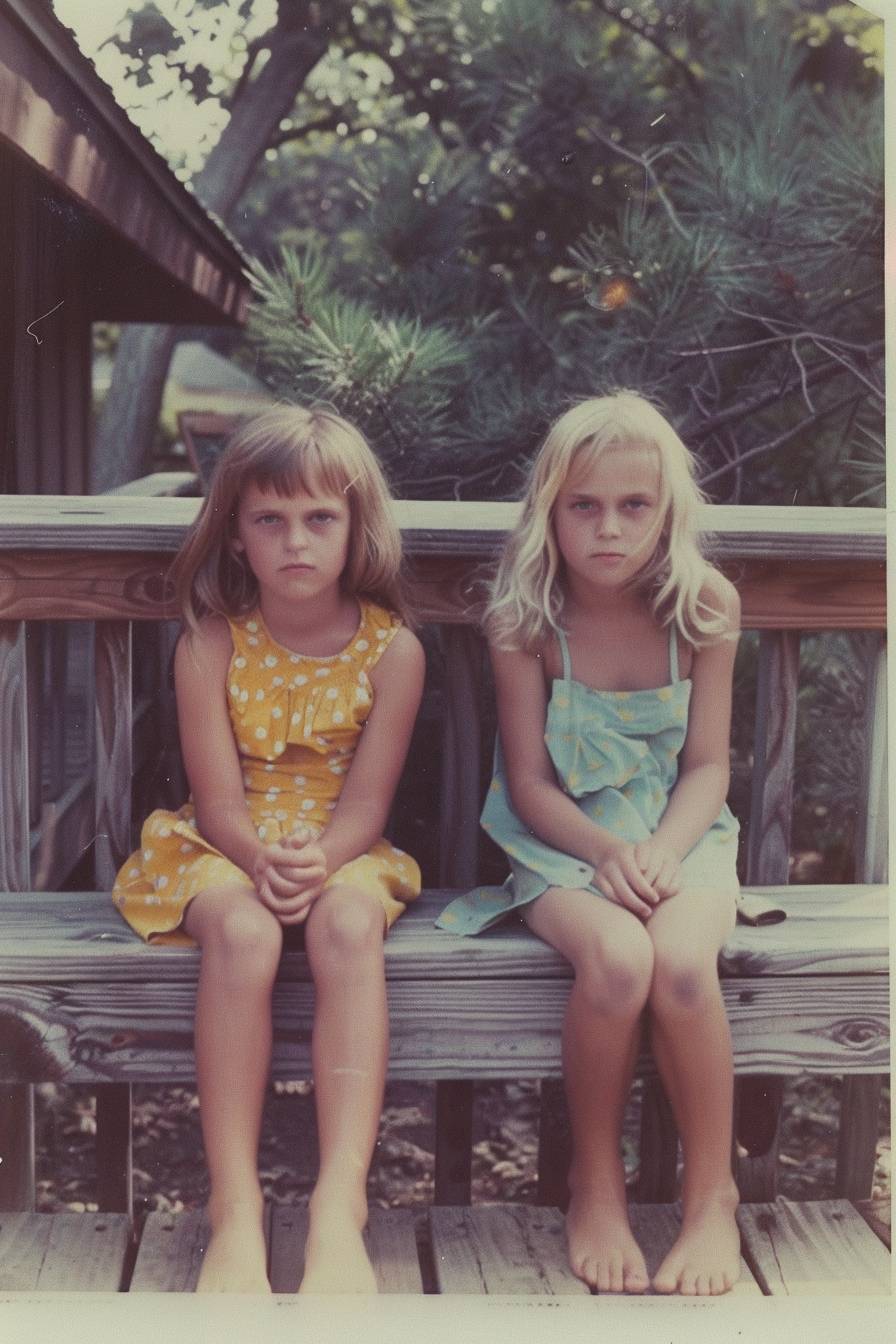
[71, 0, 883, 503]
[238, 0, 883, 501]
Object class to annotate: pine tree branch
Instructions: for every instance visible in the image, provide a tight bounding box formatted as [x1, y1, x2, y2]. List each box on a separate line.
[686, 357, 861, 442]
[697, 391, 861, 488]
[582, 118, 689, 240]
[589, 0, 702, 98]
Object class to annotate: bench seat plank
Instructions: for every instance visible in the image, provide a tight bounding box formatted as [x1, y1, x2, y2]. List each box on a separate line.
[430, 1205, 588, 1295]
[0, 886, 888, 980]
[0, 1211, 130, 1291]
[737, 1199, 891, 1295]
[0, 976, 887, 1084]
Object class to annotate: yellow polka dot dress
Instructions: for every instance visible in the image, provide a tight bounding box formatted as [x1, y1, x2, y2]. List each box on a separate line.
[113, 600, 421, 945]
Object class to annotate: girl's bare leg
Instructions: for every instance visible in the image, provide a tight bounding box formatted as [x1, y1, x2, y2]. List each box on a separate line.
[298, 885, 388, 1294]
[646, 885, 740, 1295]
[183, 884, 284, 1292]
[524, 887, 654, 1293]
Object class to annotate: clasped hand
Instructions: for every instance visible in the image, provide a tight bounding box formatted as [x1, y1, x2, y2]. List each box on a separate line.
[593, 835, 682, 919]
[253, 828, 327, 926]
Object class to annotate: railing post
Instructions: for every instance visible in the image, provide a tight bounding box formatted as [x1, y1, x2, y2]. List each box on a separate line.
[93, 621, 134, 1215]
[0, 620, 35, 1211]
[736, 629, 800, 1201]
[434, 624, 484, 1204]
[836, 634, 888, 1200]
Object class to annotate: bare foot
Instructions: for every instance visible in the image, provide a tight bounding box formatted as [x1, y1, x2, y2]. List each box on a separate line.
[299, 1197, 377, 1294]
[653, 1184, 741, 1295]
[566, 1188, 649, 1294]
[196, 1204, 270, 1293]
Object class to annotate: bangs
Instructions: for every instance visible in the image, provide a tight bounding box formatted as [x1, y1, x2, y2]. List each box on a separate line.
[235, 432, 359, 502]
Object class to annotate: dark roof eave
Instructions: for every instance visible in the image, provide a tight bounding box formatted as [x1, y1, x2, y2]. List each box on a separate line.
[1, 0, 250, 324]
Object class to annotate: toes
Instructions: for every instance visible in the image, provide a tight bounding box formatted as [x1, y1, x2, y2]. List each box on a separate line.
[575, 1254, 598, 1288]
[623, 1267, 649, 1295]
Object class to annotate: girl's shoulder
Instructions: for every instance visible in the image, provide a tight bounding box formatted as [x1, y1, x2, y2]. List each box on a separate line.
[174, 614, 234, 681]
[696, 568, 741, 634]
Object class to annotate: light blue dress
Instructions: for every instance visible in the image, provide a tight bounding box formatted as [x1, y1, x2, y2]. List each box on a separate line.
[436, 624, 740, 935]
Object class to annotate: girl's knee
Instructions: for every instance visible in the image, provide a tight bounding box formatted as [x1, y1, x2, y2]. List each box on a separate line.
[192, 887, 283, 981]
[307, 887, 385, 963]
[649, 943, 721, 1014]
[575, 920, 654, 1016]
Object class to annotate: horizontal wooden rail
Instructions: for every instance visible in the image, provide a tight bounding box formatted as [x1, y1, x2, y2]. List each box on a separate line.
[0, 499, 886, 628]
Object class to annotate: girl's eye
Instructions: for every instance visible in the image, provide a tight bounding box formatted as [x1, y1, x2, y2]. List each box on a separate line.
[624, 499, 649, 512]
[571, 500, 594, 512]
[258, 514, 281, 525]
[310, 511, 336, 524]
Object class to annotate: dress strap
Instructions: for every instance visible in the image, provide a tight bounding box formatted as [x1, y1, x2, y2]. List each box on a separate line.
[557, 627, 573, 683]
[668, 623, 680, 683]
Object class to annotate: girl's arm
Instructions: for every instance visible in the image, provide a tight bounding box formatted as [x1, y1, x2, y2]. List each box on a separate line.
[648, 576, 741, 867]
[175, 621, 322, 904]
[493, 643, 658, 916]
[315, 626, 426, 877]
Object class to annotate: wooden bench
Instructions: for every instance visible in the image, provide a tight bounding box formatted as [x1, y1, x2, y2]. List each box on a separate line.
[0, 499, 889, 1269]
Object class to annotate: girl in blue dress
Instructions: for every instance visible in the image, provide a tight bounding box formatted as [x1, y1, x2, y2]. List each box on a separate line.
[438, 391, 742, 1296]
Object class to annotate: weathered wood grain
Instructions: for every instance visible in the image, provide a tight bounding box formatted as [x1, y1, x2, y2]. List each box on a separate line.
[747, 630, 799, 886]
[430, 1204, 588, 1295]
[0, 622, 30, 891]
[0, 971, 886, 1085]
[438, 624, 484, 888]
[93, 621, 133, 889]
[129, 1208, 210, 1292]
[739, 629, 800, 1201]
[0, 887, 884, 980]
[0, 1211, 131, 1291]
[0, 552, 884, 629]
[737, 1199, 891, 1295]
[0, 502, 885, 628]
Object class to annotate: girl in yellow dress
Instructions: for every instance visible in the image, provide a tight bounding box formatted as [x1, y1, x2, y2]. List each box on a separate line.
[113, 406, 424, 1293]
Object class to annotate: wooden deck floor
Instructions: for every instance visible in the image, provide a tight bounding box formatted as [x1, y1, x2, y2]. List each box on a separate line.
[0, 1199, 889, 1296]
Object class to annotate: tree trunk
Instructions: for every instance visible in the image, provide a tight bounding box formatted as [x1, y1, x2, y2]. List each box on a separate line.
[91, 2, 330, 492]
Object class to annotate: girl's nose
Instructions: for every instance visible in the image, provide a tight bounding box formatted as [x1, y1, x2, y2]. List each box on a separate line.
[598, 511, 621, 536]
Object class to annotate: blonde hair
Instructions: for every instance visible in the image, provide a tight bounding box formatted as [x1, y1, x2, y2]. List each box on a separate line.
[486, 390, 728, 651]
[171, 405, 409, 631]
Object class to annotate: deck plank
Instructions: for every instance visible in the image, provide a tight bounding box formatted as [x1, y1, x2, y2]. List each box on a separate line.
[129, 1209, 209, 1292]
[0, 1212, 53, 1290]
[430, 1205, 588, 1295]
[737, 1199, 891, 1295]
[23, 1212, 131, 1291]
[627, 1204, 761, 1297]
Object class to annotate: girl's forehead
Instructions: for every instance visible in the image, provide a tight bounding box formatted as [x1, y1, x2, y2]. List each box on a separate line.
[566, 440, 660, 491]
[238, 474, 344, 507]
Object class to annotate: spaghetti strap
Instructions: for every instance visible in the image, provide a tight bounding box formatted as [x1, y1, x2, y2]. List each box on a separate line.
[668, 624, 680, 683]
[557, 628, 573, 683]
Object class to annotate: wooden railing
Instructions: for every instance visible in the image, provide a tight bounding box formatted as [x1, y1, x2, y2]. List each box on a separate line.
[0, 498, 888, 1212]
